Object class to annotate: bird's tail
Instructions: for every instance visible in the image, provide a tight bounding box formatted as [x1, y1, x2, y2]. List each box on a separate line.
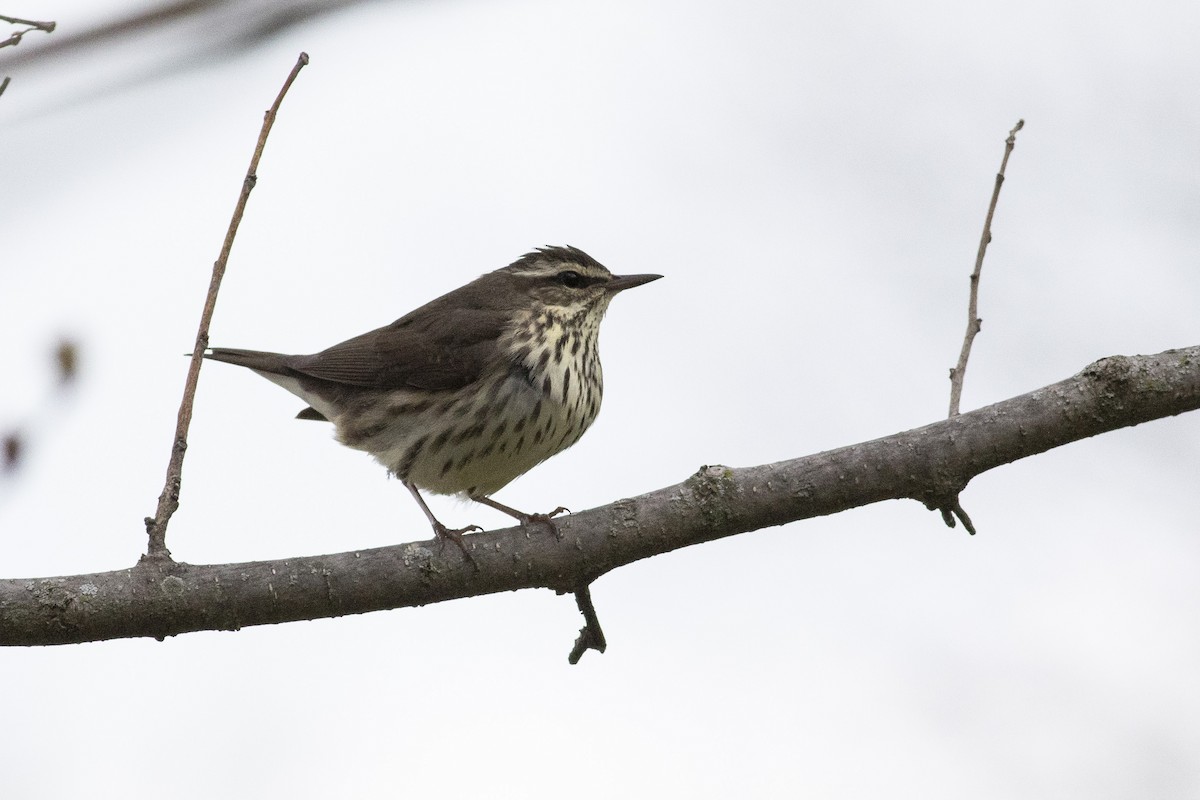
[204, 347, 293, 375]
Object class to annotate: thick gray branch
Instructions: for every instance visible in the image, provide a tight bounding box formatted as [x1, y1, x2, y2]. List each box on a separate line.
[3, 347, 1198, 646]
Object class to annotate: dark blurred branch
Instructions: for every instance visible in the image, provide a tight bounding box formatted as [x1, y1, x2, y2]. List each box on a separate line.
[0, 0, 359, 70]
[1, 432, 21, 472]
[0, 1, 216, 64]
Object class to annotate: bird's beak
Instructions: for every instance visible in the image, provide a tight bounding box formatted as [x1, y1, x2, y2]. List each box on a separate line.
[607, 273, 664, 292]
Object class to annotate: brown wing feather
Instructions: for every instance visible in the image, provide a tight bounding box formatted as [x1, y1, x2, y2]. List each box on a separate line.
[287, 273, 520, 392]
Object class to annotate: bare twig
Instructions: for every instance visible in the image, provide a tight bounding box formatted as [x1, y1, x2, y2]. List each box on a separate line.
[948, 119, 1025, 417]
[143, 52, 310, 559]
[938, 497, 976, 536]
[938, 120, 1024, 535]
[568, 585, 607, 664]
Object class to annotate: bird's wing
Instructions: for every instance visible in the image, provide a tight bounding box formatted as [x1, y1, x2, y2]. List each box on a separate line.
[288, 304, 509, 392]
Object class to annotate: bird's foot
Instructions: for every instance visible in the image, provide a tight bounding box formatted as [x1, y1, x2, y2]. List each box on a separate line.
[515, 510, 566, 540]
[473, 497, 569, 540]
[431, 522, 483, 569]
[405, 481, 481, 569]
[523, 506, 569, 540]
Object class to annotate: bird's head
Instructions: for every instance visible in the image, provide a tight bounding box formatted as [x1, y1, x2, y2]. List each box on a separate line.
[501, 246, 662, 320]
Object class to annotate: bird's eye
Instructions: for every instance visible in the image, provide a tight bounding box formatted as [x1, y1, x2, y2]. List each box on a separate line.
[557, 270, 584, 288]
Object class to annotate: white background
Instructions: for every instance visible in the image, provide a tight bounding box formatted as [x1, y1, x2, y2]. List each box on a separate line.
[2, 1, 1199, 796]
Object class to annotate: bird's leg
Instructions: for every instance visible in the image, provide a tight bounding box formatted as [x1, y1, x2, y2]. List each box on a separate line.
[404, 482, 480, 567]
[471, 495, 568, 540]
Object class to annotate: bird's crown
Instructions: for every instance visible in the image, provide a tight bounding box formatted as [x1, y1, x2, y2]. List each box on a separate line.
[501, 245, 613, 283]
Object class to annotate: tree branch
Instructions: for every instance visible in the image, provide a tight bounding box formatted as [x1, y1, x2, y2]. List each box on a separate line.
[3, 346, 1198, 646]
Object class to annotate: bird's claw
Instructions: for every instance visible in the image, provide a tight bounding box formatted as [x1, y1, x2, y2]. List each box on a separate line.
[432, 522, 482, 569]
[523, 507, 569, 540]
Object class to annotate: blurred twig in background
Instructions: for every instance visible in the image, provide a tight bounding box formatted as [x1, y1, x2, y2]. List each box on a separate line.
[0, 13, 56, 96]
[0, 13, 55, 48]
[1, 338, 79, 475]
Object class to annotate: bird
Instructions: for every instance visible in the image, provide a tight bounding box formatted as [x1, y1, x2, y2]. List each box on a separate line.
[205, 245, 661, 560]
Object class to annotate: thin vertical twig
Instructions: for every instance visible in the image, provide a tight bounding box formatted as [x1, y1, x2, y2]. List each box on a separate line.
[948, 119, 1024, 418]
[143, 52, 310, 559]
[938, 119, 1025, 536]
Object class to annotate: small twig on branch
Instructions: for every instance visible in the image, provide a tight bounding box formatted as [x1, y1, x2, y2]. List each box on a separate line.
[938, 119, 1024, 534]
[948, 118, 1024, 418]
[568, 585, 607, 664]
[143, 52, 310, 560]
[938, 497, 976, 536]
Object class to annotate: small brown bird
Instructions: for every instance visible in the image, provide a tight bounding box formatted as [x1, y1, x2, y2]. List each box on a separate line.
[206, 246, 660, 556]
